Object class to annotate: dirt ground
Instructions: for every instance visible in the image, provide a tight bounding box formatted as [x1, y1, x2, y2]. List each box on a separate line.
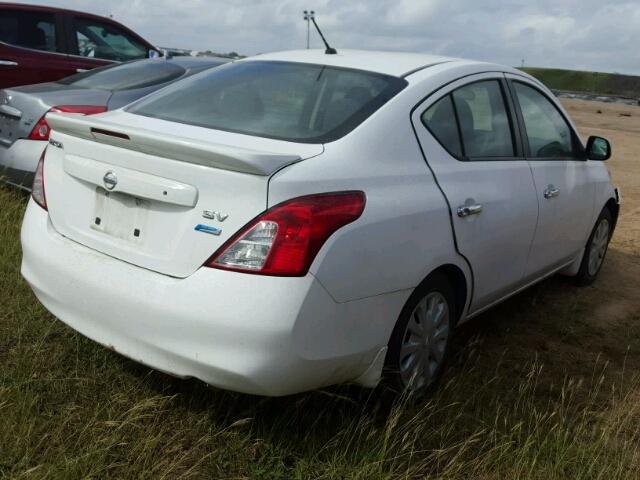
[563, 99, 640, 327]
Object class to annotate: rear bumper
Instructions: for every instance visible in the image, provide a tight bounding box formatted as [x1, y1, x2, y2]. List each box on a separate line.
[21, 200, 395, 396]
[0, 139, 45, 190]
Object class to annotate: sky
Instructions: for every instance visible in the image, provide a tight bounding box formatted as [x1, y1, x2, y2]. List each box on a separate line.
[20, 0, 640, 75]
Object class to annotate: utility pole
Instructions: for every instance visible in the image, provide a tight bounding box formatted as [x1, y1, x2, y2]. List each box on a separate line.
[303, 10, 315, 49]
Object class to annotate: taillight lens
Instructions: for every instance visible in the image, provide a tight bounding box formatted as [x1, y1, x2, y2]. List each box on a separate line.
[207, 191, 366, 276]
[32, 149, 47, 210]
[28, 105, 107, 140]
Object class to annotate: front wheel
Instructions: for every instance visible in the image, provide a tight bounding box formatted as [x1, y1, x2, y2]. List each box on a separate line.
[384, 273, 455, 396]
[574, 208, 613, 286]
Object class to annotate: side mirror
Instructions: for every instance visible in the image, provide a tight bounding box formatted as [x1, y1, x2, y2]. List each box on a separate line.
[586, 136, 611, 161]
[148, 49, 161, 59]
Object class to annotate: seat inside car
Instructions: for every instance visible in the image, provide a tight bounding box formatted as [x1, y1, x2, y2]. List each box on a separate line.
[18, 25, 47, 50]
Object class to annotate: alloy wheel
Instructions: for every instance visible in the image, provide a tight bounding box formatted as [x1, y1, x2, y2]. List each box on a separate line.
[588, 218, 610, 276]
[399, 291, 450, 390]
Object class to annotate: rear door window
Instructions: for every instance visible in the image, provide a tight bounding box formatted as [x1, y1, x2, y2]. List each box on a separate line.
[451, 80, 515, 158]
[128, 61, 408, 143]
[72, 17, 147, 61]
[422, 80, 516, 160]
[0, 9, 60, 52]
[422, 95, 463, 158]
[57, 60, 185, 90]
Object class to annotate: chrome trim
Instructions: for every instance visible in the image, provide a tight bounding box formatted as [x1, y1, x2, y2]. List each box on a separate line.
[202, 210, 229, 222]
[102, 171, 118, 190]
[543, 185, 560, 199]
[457, 203, 483, 218]
[0, 60, 18, 66]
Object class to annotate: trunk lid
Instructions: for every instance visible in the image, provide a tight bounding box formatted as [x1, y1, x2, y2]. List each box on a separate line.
[43, 110, 323, 278]
[0, 84, 111, 147]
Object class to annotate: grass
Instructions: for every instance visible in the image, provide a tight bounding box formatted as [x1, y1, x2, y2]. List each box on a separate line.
[2, 185, 640, 478]
[520, 67, 640, 98]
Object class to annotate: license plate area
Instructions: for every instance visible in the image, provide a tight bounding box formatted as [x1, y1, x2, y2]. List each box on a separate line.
[91, 187, 149, 243]
[0, 114, 18, 143]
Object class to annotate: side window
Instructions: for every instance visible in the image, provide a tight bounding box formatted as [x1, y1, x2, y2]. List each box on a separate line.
[73, 18, 147, 61]
[0, 9, 59, 52]
[451, 80, 515, 158]
[422, 95, 463, 158]
[514, 82, 578, 159]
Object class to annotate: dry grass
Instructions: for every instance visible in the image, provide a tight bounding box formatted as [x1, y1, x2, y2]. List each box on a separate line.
[1, 99, 640, 478]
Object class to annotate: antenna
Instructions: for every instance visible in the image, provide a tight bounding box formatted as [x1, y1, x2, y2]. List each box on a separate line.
[303, 10, 314, 49]
[309, 15, 337, 54]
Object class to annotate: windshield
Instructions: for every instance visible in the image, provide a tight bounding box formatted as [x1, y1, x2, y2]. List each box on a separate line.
[58, 60, 186, 91]
[127, 61, 407, 143]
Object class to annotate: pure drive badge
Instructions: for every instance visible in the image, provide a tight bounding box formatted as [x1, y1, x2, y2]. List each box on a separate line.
[194, 224, 222, 236]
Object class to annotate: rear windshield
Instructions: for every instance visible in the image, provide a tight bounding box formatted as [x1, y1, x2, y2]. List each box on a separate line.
[127, 61, 408, 143]
[58, 60, 186, 91]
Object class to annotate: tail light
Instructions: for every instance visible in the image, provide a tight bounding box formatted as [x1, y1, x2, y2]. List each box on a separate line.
[28, 105, 107, 140]
[207, 191, 366, 276]
[32, 149, 47, 210]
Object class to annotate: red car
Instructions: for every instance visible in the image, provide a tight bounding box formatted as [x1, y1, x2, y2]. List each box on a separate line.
[0, 3, 158, 88]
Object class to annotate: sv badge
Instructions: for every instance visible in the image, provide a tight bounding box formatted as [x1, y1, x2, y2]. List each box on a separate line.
[202, 210, 229, 222]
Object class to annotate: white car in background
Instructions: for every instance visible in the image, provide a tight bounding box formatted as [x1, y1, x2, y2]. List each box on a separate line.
[20, 50, 620, 396]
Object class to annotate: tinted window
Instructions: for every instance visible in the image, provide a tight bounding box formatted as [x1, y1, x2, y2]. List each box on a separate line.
[0, 10, 58, 52]
[128, 61, 408, 143]
[452, 80, 515, 158]
[58, 60, 185, 90]
[422, 95, 462, 157]
[514, 82, 578, 158]
[74, 18, 147, 61]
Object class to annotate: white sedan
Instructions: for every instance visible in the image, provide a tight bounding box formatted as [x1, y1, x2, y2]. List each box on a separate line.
[21, 49, 620, 396]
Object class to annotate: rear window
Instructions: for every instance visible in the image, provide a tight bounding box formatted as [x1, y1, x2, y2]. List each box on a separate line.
[58, 60, 186, 90]
[127, 61, 408, 143]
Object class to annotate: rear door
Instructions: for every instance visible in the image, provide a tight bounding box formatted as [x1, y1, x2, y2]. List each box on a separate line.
[507, 76, 595, 279]
[412, 73, 539, 313]
[0, 7, 74, 88]
[64, 14, 149, 73]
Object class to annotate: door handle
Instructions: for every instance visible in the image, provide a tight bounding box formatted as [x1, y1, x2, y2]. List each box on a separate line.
[0, 60, 18, 67]
[543, 185, 560, 199]
[76, 68, 88, 73]
[457, 203, 483, 217]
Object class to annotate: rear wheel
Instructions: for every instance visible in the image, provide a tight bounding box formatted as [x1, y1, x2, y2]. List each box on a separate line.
[574, 208, 613, 286]
[385, 273, 455, 396]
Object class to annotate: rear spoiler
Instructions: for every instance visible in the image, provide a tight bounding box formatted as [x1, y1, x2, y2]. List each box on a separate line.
[46, 113, 302, 176]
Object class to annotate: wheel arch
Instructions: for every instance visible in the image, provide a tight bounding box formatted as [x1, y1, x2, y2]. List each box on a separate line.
[416, 263, 470, 326]
[604, 196, 620, 236]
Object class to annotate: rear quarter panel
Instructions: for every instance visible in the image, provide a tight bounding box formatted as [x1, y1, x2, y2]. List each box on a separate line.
[268, 78, 471, 307]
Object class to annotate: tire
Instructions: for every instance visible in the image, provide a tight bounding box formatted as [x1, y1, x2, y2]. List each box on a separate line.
[384, 273, 456, 397]
[573, 207, 613, 286]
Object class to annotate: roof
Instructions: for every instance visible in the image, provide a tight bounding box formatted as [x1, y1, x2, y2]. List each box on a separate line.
[248, 49, 470, 77]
